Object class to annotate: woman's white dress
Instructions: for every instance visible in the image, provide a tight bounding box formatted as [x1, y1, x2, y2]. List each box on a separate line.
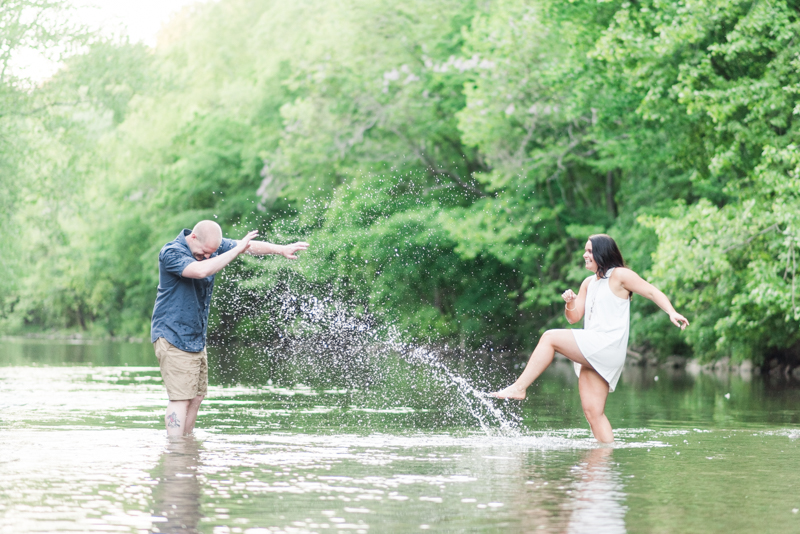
[571, 268, 630, 392]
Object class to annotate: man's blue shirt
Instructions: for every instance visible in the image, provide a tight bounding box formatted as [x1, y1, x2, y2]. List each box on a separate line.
[150, 229, 236, 352]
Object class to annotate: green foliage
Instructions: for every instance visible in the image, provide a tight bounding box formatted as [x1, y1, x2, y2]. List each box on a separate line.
[603, 0, 800, 362]
[3, 0, 800, 362]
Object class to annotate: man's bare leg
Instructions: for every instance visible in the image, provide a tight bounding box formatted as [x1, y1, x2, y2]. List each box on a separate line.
[578, 366, 614, 443]
[183, 395, 204, 434]
[165, 400, 190, 437]
[491, 329, 591, 399]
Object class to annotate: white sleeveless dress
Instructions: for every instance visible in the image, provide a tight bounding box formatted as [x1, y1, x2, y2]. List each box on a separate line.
[571, 268, 630, 392]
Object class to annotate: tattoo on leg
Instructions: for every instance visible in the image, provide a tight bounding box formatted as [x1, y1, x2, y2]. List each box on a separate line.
[166, 411, 181, 428]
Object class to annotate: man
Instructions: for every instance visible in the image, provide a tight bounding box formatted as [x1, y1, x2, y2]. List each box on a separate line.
[151, 220, 309, 436]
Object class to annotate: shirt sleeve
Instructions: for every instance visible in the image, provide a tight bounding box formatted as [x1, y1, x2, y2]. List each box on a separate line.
[160, 246, 195, 277]
[217, 238, 237, 255]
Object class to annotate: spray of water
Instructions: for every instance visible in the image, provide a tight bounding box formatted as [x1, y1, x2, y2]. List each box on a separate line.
[213, 274, 521, 436]
[398, 341, 522, 436]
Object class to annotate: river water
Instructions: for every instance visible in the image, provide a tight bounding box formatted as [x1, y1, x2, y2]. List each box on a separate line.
[1, 338, 799, 533]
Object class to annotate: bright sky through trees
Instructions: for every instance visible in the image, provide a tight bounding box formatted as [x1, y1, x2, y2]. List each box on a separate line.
[13, 0, 208, 81]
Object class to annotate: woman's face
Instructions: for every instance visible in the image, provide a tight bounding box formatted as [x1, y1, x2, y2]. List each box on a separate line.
[583, 240, 597, 273]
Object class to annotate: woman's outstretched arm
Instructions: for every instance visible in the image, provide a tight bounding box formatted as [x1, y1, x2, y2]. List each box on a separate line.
[613, 268, 689, 329]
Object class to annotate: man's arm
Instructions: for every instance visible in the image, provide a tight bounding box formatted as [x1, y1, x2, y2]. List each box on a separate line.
[244, 240, 309, 259]
[182, 231, 257, 279]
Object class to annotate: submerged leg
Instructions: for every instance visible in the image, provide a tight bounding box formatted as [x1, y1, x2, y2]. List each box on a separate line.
[578, 366, 613, 443]
[183, 394, 205, 434]
[491, 329, 591, 399]
[165, 400, 190, 437]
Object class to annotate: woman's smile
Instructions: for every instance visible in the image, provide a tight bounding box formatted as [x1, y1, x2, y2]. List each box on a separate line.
[583, 241, 596, 271]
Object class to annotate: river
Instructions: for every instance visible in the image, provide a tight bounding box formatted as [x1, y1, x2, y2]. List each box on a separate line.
[1, 338, 799, 533]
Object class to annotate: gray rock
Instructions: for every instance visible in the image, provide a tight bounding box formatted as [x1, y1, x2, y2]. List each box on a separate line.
[769, 364, 785, 377]
[626, 348, 644, 365]
[714, 356, 731, 371]
[686, 359, 702, 376]
[665, 355, 688, 368]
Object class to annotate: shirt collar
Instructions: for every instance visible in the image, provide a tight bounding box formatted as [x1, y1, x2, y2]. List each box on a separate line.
[177, 229, 192, 251]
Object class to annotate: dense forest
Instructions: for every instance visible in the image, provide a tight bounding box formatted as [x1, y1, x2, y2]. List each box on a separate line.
[2, 0, 800, 364]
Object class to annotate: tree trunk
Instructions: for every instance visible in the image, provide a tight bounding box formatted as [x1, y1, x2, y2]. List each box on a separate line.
[605, 170, 617, 218]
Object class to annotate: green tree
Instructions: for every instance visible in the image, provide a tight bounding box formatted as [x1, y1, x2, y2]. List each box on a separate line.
[5, 0, 800, 365]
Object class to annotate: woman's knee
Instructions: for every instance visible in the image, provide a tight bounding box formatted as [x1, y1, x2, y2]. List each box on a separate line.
[580, 392, 605, 423]
[539, 330, 557, 346]
[582, 405, 605, 426]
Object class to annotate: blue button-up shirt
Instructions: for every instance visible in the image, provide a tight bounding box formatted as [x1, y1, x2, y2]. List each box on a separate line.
[150, 229, 236, 352]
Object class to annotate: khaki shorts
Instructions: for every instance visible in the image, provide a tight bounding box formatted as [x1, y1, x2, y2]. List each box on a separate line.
[154, 337, 208, 401]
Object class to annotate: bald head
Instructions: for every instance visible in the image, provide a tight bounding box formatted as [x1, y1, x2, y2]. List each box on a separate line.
[192, 220, 222, 247]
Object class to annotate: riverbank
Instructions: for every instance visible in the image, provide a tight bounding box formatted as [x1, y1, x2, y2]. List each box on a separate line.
[1, 332, 147, 344]
[625, 349, 800, 381]
[6, 332, 800, 383]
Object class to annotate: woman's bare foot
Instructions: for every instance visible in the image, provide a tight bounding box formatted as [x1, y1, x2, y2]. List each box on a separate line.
[490, 385, 526, 400]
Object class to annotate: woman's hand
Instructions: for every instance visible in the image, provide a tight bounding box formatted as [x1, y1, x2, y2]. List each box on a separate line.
[562, 282, 587, 324]
[562, 289, 577, 303]
[669, 311, 690, 330]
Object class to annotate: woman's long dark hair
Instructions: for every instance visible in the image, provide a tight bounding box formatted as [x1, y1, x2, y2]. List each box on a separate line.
[589, 234, 625, 279]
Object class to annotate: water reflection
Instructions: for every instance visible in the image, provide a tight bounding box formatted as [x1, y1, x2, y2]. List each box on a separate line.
[566, 448, 627, 533]
[150, 437, 203, 534]
[459, 441, 628, 532]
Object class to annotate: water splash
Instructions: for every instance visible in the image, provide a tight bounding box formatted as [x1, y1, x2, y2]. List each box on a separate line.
[214, 276, 521, 435]
[392, 340, 521, 436]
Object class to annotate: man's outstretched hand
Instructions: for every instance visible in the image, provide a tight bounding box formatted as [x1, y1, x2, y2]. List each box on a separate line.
[236, 230, 259, 255]
[281, 241, 310, 260]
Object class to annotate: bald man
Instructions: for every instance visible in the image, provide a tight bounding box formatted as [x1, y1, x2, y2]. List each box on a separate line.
[151, 221, 309, 436]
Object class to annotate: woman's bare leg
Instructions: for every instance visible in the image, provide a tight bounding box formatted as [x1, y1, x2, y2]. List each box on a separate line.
[491, 329, 592, 399]
[578, 366, 614, 443]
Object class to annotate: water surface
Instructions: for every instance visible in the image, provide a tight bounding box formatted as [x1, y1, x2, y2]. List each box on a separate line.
[1, 338, 799, 533]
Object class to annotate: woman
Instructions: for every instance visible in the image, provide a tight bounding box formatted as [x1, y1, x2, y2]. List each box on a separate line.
[491, 234, 689, 443]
